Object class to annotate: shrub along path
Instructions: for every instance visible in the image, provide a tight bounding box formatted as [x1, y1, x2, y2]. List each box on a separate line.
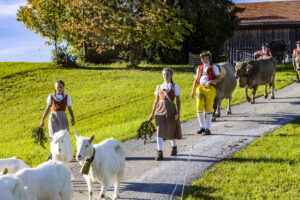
[70, 82, 300, 200]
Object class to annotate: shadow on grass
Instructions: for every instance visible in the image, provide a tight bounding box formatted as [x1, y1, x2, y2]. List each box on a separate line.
[64, 62, 195, 73]
[183, 184, 224, 200]
[225, 157, 298, 165]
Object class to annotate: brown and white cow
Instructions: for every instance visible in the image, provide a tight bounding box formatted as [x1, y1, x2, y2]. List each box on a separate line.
[235, 57, 277, 104]
[213, 62, 237, 121]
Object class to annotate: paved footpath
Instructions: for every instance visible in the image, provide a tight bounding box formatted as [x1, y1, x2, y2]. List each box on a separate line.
[71, 82, 300, 200]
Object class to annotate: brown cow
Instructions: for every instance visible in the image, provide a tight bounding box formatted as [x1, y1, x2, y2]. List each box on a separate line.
[235, 57, 277, 104]
[213, 62, 237, 121]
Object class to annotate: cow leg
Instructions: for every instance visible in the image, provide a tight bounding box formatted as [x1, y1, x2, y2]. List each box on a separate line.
[251, 86, 258, 104]
[212, 99, 217, 122]
[270, 82, 275, 99]
[264, 84, 268, 99]
[214, 98, 221, 118]
[217, 101, 221, 117]
[227, 96, 232, 115]
[245, 88, 251, 102]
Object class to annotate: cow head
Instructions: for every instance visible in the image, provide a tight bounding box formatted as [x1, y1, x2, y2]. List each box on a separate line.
[235, 61, 252, 88]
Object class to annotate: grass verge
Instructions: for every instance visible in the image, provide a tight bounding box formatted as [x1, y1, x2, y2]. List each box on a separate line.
[182, 117, 300, 200]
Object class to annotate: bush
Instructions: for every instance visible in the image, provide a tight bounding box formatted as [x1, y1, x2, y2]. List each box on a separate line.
[51, 46, 76, 67]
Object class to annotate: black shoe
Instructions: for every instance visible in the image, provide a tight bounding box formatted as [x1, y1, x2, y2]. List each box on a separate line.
[203, 129, 211, 135]
[171, 146, 177, 156]
[156, 151, 163, 161]
[197, 128, 205, 134]
[47, 153, 52, 161]
[297, 79, 300, 83]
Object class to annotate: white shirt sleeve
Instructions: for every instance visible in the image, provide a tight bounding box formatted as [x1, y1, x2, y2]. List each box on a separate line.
[67, 95, 72, 107]
[174, 84, 181, 96]
[47, 95, 52, 106]
[269, 51, 272, 56]
[154, 85, 160, 96]
[213, 64, 221, 76]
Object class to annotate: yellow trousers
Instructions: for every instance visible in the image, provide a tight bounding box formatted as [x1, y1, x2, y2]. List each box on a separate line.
[197, 85, 216, 113]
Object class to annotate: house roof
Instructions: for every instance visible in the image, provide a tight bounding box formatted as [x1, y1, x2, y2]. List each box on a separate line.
[235, 1, 300, 25]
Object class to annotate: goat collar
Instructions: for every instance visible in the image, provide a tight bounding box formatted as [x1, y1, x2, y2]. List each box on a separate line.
[86, 148, 96, 163]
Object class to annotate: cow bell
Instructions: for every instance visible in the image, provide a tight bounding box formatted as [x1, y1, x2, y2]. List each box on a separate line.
[80, 160, 91, 175]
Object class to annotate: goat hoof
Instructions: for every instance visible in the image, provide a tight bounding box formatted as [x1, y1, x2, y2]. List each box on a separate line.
[212, 117, 216, 122]
[227, 110, 232, 115]
[100, 194, 105, 198]
[215, 113, 220, 117]
[271, 95, 275, 99]
[250, 99, 255, 104]
[246, 97, 251, 102]
[264, 94, 268, 99]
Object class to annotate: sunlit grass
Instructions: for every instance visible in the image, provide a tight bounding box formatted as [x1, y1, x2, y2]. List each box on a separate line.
[182, 118, 300, 200]
[0, 62, 295, 166]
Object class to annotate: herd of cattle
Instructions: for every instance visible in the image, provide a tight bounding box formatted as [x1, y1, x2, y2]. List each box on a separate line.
[213, 56, 277, 121]
[0, 55, 298, 200]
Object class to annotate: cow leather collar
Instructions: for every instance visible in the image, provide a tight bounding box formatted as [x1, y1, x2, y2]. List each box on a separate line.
[86, 148, 96, 163]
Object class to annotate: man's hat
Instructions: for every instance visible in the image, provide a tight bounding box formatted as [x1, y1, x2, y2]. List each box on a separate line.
[296, 41, 300, 45]
[200, 51, 211, 58]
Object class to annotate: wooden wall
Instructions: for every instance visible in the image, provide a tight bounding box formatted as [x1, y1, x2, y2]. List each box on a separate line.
[225, 26, 300, 64]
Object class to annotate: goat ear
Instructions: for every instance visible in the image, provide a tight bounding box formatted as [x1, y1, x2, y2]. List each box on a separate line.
[46, 135, 53, 141]
[2, 168, 8, 175]
[74, 130, 79, 138]
[89, 135, 95, 144]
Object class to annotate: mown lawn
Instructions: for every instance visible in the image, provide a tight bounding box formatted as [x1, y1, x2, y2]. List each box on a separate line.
[0, 62, 295, 166]
[182, 118, 300, 200]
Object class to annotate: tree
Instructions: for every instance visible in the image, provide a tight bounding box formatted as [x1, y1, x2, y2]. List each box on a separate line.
[62, 0, 191, 67]
[145, 0, 244, 64]
[17, 0, 66, 57]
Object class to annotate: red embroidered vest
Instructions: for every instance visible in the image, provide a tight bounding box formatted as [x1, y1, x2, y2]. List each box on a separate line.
[51, 95, 68, 111]
[158, 85, 175, 101]
[259, 49, 271, 58]
[195, 64, 216, 87]
[294, 48, 299, 56]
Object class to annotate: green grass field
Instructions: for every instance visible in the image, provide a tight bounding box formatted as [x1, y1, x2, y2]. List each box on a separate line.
[182, 118, 300, 200]
[0, 62, 296, 166]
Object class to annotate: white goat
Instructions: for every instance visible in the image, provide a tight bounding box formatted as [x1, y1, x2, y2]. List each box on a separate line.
[14, 160, 73, 200]
[46, 130, 73, 166]
[0, 175, 27, 200]
[0, 157, 30, 175]
[74, 130, 125, 200]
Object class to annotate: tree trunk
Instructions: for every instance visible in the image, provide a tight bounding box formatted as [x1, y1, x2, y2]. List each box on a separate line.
[83, 42, 88, 62]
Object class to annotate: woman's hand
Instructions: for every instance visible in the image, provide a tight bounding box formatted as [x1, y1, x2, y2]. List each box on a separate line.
[175, 113, 180, 121]
[148, 114, 154, 121]
[191, 92, 194, 98]
[71, 117, 75, 126]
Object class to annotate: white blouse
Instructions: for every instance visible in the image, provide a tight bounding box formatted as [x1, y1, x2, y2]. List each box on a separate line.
[47, 94, 72, 107]
[154, 83, 180, 97]
[197, 63, 220, 85]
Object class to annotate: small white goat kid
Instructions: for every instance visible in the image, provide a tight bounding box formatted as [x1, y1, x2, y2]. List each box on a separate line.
[0, 175, 27, 200]
[74, 130, 125, 200]
[47, 130, 73, 166]
[14, 160, 73, 200]
[0, 157, 30, 175]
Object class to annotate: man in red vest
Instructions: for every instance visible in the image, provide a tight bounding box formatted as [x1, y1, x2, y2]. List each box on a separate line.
[292, 41, 300, 83]
[254, 43, 272, 59]
[191, 51, 221, 135]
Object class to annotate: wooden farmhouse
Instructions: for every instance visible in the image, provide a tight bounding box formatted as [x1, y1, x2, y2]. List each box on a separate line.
[226, 0, 300, 63]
